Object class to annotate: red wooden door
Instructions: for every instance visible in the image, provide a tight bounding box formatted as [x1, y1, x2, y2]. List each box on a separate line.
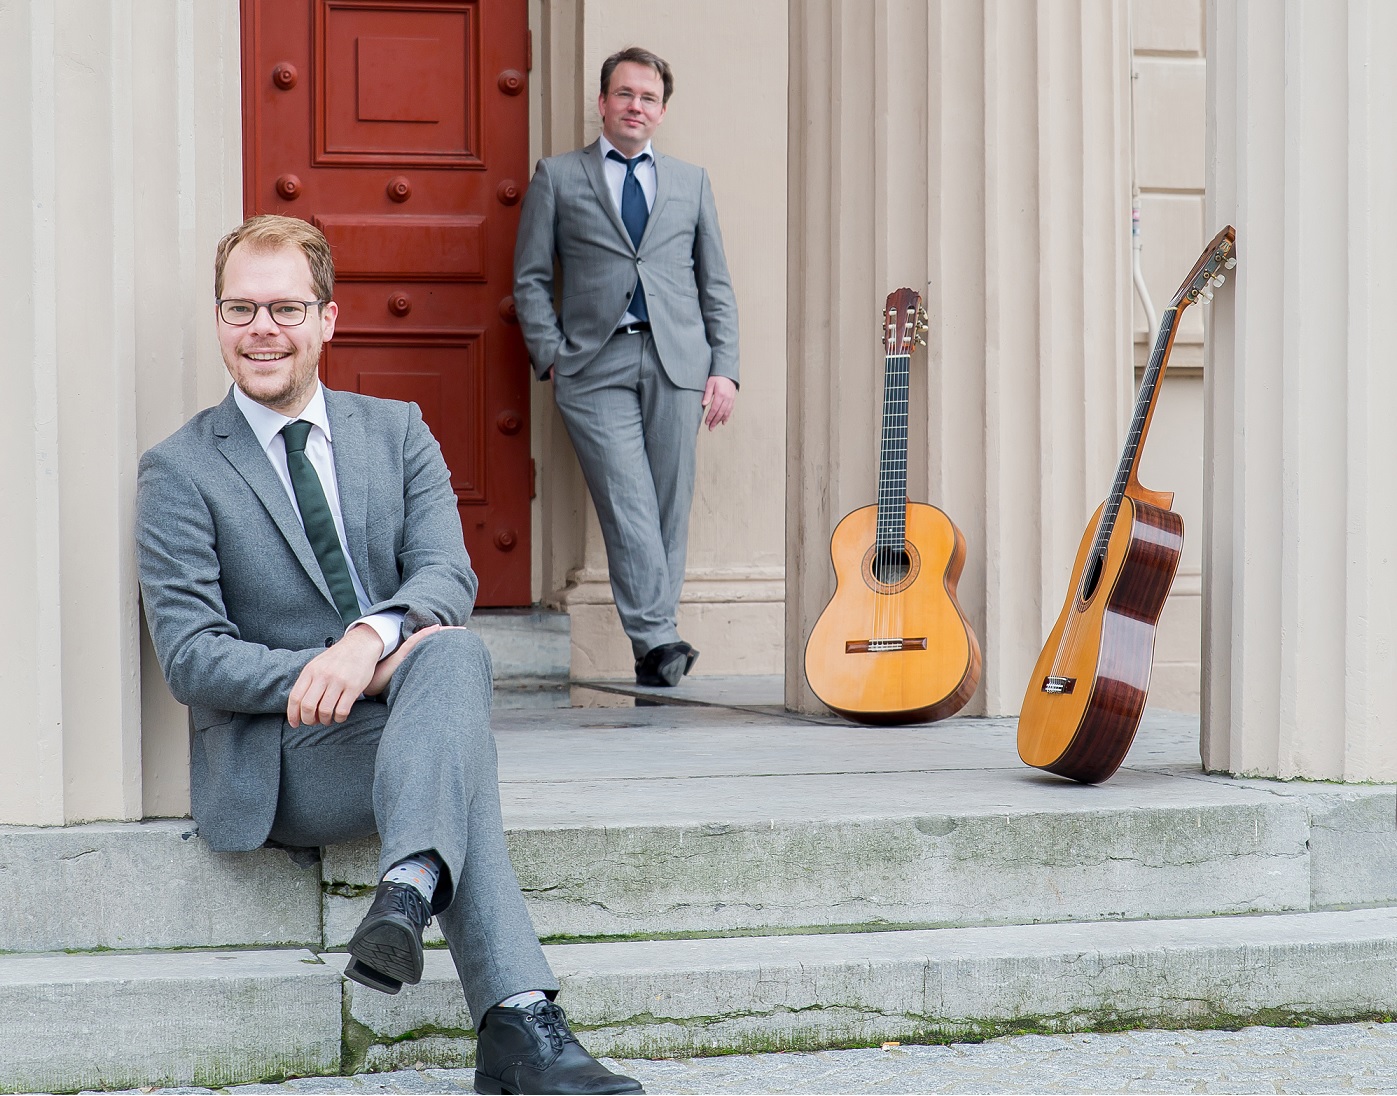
[241, 0, 532, 606]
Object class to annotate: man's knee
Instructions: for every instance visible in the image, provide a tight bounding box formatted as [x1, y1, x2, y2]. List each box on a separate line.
[391, 626, 493, 699]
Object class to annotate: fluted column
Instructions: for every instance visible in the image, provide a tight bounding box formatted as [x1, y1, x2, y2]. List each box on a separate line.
[787, 0, 1132, 715]
[1202, 0, 1397, 779]
[0, 0, 241, 824]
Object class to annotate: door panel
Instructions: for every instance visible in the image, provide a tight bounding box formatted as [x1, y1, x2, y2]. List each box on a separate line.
[242, 0, 531, 605]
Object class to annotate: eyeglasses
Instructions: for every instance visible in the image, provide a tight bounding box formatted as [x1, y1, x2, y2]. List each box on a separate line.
[216, 298, 326, 327]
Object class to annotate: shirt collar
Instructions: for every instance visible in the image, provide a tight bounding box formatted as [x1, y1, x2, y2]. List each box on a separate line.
[232, 381, 332, 453]
[599, 134, 654, 164]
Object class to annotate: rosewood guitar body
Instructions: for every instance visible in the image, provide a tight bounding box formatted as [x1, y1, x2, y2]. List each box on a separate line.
[1017, 496, 1184, 783]
[805, 501, 982, 725]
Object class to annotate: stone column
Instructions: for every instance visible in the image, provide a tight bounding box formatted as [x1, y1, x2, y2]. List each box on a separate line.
[1202, 0, 1397, 779]
[0, 0, 241, 825]
[787, 0, 1132, 715]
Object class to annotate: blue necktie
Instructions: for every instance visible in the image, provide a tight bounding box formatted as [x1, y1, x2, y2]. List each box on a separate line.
[607, 150, 650, 322]
[281, 420, 361, 625]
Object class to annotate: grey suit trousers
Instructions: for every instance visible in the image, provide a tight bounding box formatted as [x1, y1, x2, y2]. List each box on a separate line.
[553, 330, 705, 657]
[266, 628, 556, 1023]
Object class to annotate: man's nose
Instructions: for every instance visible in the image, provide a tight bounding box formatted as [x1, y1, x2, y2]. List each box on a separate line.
[247, 303, 281, 334]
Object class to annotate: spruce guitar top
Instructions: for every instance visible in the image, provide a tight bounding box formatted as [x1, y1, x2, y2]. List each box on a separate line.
[1017, 226, 1237, 782]
[803, 288, 981, 725]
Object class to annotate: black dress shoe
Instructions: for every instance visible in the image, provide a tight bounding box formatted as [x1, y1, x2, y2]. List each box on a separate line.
[634, 642, 687, 687]
[473, 1000, 643, 1094]
[346, 881, 431, 990]
[675, 641, 699, 676]
[344, 956, 402, 995]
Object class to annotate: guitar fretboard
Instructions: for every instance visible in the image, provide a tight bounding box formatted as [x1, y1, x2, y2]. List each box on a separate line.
[1083, 305, 1179, 588]
[875, 351, 911, 550]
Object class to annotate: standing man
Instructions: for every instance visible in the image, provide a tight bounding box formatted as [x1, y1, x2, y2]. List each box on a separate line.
[136, 215, 641, 1096]
[514, 46, 740, 687]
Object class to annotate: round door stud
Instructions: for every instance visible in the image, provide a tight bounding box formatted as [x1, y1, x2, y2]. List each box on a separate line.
[496, 410, 523, 436]
[497, 69, 525, 96]
[494, 529, 519, 551]
[498, 296, 518, 323]
[272, 62, 298, 90]
[496, 179, 521, 206]
[386, 175, 412, 203]
[388, 292, 412, 317]
[275, 174, 303, 201]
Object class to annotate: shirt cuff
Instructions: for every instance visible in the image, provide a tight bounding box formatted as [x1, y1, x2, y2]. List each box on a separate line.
[349, 611, 405, 659]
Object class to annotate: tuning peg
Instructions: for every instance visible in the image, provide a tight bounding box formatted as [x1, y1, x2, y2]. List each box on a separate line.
[1211, 274, 1226, 287]
[1225, 257, 1237, 269]
[1200, 285, 1214, 302]
[917, 335, 927, 347]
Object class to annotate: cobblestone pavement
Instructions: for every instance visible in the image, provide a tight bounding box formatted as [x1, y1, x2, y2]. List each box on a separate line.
[107, 1021, 1397, 1095]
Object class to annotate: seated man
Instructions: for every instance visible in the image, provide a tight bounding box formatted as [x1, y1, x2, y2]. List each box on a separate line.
[136, 214, 640, 1096]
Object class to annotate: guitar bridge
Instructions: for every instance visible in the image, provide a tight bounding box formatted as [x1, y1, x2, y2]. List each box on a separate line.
[1041, 675, 1076, 694]
[846, 637, 928, 654]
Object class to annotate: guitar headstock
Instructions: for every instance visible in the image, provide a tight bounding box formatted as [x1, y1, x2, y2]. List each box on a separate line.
[884, 288, 927, 356]
[1173, 225, 1238, 309]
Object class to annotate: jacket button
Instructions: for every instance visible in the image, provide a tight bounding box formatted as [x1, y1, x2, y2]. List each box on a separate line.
[325, 637, 335, 648]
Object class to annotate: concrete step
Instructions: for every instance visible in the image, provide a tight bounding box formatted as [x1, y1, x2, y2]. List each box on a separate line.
[6, 708, 1397, 953]
[468, 608, 569, 686]
[0, 948, 341, 1094]
[9, 907, 1397, 1091]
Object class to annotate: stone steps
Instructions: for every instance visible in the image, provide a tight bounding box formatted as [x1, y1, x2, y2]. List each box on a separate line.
[6, 702, 1397, 1092]
[9, 908, 1397, 1092]
[6, 710, 1395, 954]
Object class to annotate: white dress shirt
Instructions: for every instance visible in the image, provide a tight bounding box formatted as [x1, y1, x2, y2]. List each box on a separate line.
[598, 134, 657, 327]
[233, 382, 403, 656]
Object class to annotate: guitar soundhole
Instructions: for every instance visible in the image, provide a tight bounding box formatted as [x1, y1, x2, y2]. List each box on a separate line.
[860, 543, 922, 594]
[873, 550, 911, 584]
[1080, 552, 1104, 602]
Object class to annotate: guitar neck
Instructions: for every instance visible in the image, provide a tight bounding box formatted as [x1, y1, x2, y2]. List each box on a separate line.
[1092, 306, 1181, 554]
[875, 350, 911, 549]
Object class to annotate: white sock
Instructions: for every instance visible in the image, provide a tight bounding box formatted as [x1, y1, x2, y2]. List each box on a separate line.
[382, 852, 441, 904]
[498, 990, 549, 1009]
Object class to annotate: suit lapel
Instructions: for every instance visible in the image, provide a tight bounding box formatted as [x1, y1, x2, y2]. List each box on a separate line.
[212, 392, 336, 609]
[325, 390, 372, 594]
[582, 140, 635, 250]
[639, 150, 671, 250]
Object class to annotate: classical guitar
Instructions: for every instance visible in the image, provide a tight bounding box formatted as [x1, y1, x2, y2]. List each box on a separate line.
[804, 288, 982, 725]
[1017, 226, 1237, 783]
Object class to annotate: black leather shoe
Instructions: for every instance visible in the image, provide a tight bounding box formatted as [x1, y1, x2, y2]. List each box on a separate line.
[344, 956, 402, 995]
[347, 880, 431, 989]
[634, 642, 687, 687]
[675, 641, 699, 676]
[473, 1000, 643, 1094]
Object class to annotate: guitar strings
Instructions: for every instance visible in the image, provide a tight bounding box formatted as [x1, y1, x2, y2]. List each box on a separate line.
[873, 303, 914, 651]
[1046, 304, 1176, 682]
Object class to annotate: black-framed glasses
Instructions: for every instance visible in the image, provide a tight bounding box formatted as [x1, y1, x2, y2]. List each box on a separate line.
[216, 298, 326, 327]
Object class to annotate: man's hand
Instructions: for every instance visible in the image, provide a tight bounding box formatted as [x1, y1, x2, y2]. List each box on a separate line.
[363, 623, 467, 696]
[541, 366, 554, 381]
[701, 376, 737, 431]
[287, 623, 385, 728]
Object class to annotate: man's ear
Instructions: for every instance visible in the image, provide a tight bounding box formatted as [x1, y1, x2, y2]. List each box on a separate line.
[321, 300, 338, 341]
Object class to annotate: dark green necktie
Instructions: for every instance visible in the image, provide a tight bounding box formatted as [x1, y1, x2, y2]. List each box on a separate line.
[281, 419, 361, 625]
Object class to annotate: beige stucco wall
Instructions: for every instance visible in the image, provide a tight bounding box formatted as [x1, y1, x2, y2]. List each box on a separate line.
[529, 0, 789, 678]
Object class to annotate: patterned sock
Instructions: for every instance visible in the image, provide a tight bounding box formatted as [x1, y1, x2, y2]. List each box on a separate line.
[497, 990, 549, 1009]
[382, 852, 442, 904]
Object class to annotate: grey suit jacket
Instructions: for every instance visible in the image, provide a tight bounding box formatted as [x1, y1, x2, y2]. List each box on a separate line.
[513, 139, 740, 390]
[135, 387, 475, 852]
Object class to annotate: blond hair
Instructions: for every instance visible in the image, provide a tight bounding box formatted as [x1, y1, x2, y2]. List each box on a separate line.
[214, 215, 335, 301]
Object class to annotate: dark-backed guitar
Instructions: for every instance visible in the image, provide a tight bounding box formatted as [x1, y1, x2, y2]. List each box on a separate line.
[1017, 226, 1237, 782]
